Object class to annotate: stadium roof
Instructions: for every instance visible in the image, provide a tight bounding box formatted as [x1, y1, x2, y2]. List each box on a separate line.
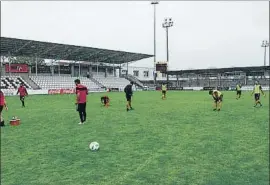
[0, 37, 153, 64]
[167, 66, 270, 75]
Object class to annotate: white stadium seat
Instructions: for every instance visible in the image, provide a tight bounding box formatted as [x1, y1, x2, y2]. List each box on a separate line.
[1, 76, 32, 89]
[92, 75, 130, 89]
[29, 76, 102, 90]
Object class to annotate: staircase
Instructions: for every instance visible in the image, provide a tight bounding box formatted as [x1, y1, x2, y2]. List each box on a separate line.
[21, 75, 40, 90]
[90, 77, 104, 88]
[125, 74, 144, 88]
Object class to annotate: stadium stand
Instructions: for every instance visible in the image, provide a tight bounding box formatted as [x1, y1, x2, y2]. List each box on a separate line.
[29, 76, 101, 90]
[92, 75, 130, 89]
[0, 37, 154, 92]
[165, 66, 270, 89]
[1, 76, 31, 89]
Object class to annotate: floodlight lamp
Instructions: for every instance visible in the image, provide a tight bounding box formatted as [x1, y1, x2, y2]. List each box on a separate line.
[151, 1, 159, 4]
[261, 40, 269, 47]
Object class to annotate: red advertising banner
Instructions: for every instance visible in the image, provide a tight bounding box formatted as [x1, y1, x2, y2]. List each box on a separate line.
[5, 64, 29, 73]
[48, 89, 75, 95]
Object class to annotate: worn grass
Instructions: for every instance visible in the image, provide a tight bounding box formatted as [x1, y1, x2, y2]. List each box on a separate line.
[1, 91, 269, 185]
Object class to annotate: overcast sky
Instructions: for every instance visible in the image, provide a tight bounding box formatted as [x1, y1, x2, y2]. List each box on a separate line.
[1, 1, 269, 70]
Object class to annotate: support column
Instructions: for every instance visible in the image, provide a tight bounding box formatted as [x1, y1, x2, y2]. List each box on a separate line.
[89, 65, 92, 77]
[113, 63, 115, 77]
[35, 55, 38, 76]
[78, 63, 81, 77]
[51, 64, 54, 76]
[166, 73, 169, 87]
[119, 64, 121, 77]
[71, 64, 75, 77]
[218, 73, 221, 87]
[7, 53, 11, 77]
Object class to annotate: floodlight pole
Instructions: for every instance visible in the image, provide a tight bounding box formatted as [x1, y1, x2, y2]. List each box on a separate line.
[261, 40, 269, 66]
[151, 1, 159, 86]
[162, 18, 173, 63]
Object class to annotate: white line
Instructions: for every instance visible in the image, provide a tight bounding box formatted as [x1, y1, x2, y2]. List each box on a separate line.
[104, 124, 175, 185]
[10, 108, 75, 112]
[103, 152, 158, 185]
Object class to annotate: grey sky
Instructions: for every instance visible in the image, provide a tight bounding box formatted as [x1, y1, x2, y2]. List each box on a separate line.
[1, 1, 269, 70]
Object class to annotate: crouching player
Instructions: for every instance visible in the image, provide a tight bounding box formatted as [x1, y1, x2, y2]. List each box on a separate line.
[209, 90, 223, 111]
[101, 96, 110, 107]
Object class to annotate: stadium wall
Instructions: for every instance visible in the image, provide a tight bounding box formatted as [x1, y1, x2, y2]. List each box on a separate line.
[2, 86, 269, 97]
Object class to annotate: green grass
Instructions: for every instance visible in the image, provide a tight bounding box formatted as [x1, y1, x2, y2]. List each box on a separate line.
[1, 91, 269, 185]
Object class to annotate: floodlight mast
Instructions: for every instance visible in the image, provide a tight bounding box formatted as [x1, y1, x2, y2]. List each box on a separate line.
[151, 1, 159, 85]
[162, 18, 173, 63]
[261, 40, 269, 66]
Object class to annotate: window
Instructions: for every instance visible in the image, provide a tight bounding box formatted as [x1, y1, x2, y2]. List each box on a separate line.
[143, 71, 149, 77]
[122, 70, 127, 74]
[133, 70, 139, 77]
[162, 73, 166, 77]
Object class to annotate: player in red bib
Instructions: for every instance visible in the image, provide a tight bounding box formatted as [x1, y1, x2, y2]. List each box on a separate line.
[74, 79, 88, 125]
[17, 83, 28, 107]
[0, 90, 8, 127]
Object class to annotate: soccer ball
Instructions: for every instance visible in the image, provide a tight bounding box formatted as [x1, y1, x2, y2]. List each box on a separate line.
[89, 141, 99, 151]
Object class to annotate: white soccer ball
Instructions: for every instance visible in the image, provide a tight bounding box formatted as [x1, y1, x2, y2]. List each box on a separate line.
[89, 141, 99, 151]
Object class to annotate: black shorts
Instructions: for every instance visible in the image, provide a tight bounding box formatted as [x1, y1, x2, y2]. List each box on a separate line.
[0, 105, 3, 114]
[236, 91, 241, 95]
[0, 120, 4, 127]
[77, 103, 86, 112]
[101, 97, 109, 104]
[126, 94, 132, 101]
[254, 93, 260, 101]
[214, 95, 223, 102]
[103, 98, 108, 104]
[162, 90, 166, 95]
[20, 96, 25, 101]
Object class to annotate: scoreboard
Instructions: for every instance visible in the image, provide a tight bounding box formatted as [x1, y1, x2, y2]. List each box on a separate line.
[156, 62, 167, 73]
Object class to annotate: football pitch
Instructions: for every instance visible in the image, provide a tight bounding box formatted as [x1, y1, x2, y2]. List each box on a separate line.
[1, 91, 269, 185]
